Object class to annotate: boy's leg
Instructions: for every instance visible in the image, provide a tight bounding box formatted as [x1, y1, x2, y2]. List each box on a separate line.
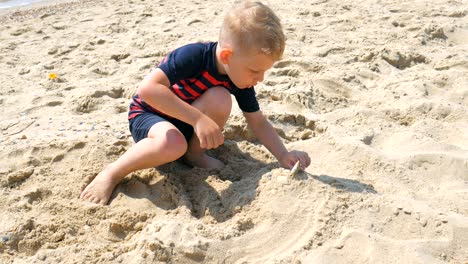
[183, 86, 232, 169]
[80, 121, 187, 205]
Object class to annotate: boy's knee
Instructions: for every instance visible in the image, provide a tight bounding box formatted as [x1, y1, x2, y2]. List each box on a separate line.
[161, 129, 188, 159]
[206, 86, 232, 114]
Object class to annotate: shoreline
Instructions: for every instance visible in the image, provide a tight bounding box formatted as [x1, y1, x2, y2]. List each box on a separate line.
[0, 0, 93, 21]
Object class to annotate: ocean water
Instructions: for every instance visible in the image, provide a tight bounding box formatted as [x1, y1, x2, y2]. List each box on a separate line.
[0, 0, 52, 10]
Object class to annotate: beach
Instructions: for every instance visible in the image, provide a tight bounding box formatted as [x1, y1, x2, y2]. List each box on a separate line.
[0, 0, 467, 263]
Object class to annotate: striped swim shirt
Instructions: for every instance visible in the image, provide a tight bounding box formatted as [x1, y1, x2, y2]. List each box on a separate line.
[128, 42, 260, 120]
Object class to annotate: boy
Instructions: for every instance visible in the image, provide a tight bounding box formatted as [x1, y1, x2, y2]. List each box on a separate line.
[81, 0, 311, 205]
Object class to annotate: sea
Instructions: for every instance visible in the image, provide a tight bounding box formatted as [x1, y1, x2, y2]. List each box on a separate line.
[0, 0, 66, 11]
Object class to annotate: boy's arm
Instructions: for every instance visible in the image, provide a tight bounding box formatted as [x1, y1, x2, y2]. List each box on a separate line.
[243, 111, 311, 169]
[138, 68, 223, 149]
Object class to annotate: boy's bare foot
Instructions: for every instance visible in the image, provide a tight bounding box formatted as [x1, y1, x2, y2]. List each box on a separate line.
[183, 153, 224, 169]
[80, 167, 120, 205]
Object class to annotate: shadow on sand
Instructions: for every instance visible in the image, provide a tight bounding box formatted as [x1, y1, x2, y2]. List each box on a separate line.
[302, 172, 377, 194]
[113, 142, 377, 223]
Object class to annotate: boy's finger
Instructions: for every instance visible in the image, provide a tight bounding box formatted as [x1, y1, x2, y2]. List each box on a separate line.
[214, 134, 220, 147]
[206, 137, 213, 149]
[200, 137, 207, 149]
[218, 132, 224, 144]
[298, 155, 306, 168]
[209, 136, 216, 149]
[212, 132, 222, 147]
[219, 133, 224, 146]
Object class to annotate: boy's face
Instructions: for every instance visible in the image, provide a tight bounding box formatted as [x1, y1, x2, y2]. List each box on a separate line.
[221, 49, 275, 89]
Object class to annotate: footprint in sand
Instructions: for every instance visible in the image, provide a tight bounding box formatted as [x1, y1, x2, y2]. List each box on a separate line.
[47, 43, 81, 57]
[110, 53, 130, 62]
[379, 49, 429, 70]
[2, 167, 34, 187]
[271, 59, 323, 76]
[73, 86, 124, 114]
[31, 95, 64, 108]
[311, 78, 354, 113]
[22, 187, 52, 204]
[9, 27, 31, 36]
[110, 173, 181, 212]
[267, 113, 318, 141]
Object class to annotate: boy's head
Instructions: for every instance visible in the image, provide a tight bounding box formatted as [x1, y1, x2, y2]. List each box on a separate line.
[219, 0, 285, 60]
[218, 1, 286, 88]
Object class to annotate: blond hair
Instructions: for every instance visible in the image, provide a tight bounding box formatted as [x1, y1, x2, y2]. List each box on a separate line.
[219, 1, 285, 60]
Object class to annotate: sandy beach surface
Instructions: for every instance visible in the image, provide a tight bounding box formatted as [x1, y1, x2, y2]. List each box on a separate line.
[1, 0, 467, 263]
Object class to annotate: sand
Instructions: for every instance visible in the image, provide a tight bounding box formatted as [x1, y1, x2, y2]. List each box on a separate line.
[0, 0, 467, 263]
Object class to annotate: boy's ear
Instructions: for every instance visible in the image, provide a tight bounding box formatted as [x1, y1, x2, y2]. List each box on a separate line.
[220, 48, 233, 64]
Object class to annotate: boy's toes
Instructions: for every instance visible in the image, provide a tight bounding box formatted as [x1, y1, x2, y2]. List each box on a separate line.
[80, 190, 91, 200]
[81, 192, 96, 203]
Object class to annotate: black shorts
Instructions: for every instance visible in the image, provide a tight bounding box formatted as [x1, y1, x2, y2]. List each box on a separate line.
[129, 112, 194, 143]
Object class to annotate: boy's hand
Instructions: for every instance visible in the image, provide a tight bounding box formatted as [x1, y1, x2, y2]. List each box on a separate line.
[193, 114, 224, 149]
[279, 150, 311, 170]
